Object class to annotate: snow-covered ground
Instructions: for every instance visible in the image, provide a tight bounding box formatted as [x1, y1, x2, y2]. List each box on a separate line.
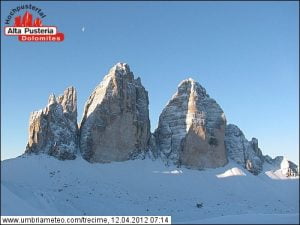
[1, 155, 299, 224]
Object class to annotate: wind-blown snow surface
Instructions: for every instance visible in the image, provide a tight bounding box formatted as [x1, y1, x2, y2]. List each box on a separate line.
[1, 155, 299, 224]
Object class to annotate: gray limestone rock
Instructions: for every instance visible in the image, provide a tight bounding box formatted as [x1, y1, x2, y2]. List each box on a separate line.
[57, 87, 77, 124]
[25, 87, 78, 160]
[225, 124, 264, 175]
[287, 160, 299, 176]
[155, 78, 228, 169]
[79, 63, 151, 163]
[149, 134, 159, 159]
[264, 155, 273, 164]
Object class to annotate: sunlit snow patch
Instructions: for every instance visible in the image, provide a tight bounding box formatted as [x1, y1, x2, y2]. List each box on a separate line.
[216, 167, 246, 178]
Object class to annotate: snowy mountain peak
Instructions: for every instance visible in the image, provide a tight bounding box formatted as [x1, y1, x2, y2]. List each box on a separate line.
[110, 62, 131, 76]
[177, 78, 208, 99]
[48, 93, 57, 105]
[178, 77, 196, 85]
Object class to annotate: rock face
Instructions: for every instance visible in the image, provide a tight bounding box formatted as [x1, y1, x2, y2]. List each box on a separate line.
[286, 160, 299, 177]
[224, 124, 264, 175]
[79, 63, 151, 163]
[25, 87, 78, 160]
[155, 78, 228, 169]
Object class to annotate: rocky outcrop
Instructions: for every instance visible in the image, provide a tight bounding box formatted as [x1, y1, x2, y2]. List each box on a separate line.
[155, 78, 228, 169]
[265, 155, 299, 177]
[25, 87, 78, 160]
[286, 160, 299, 176]
[224, 124, 299, 176]
[79, 63, 151, 163]
[224, 124, 264, 175]
[57, 87, 77, 124]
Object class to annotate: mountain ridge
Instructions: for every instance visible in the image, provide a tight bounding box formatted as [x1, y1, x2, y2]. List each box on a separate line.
[22, 62, 299, 177]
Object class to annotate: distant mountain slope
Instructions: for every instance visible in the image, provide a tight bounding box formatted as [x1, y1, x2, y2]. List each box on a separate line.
[1, 155, 299, 223]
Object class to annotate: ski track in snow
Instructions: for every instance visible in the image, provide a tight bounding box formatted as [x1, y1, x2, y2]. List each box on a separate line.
[1, 155, 299, 224]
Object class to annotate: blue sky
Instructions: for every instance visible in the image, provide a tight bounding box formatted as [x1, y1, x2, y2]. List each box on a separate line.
[1, 1, 299, 163]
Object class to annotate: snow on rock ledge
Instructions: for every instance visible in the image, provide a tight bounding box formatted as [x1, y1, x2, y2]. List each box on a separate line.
[154, 78, 228, 169]
[25, 87, 78, 160]
[79, 63, 151, 163]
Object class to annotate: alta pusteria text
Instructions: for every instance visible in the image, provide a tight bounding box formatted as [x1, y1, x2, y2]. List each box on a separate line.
[4, 27, 56, 36]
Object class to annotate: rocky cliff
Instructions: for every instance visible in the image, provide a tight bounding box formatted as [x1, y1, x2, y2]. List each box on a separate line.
[25, 87, 78, 160]
[224, 124, 264, 175]
[79, 63, 151, 162]
[154, 78, 228, 169]
[224, 124, 299, 176]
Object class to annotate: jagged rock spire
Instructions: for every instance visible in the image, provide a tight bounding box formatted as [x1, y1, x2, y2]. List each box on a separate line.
[79, 63, 151, 162]
[25, 86, 78, 160]
[57, 86, 77, 124]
